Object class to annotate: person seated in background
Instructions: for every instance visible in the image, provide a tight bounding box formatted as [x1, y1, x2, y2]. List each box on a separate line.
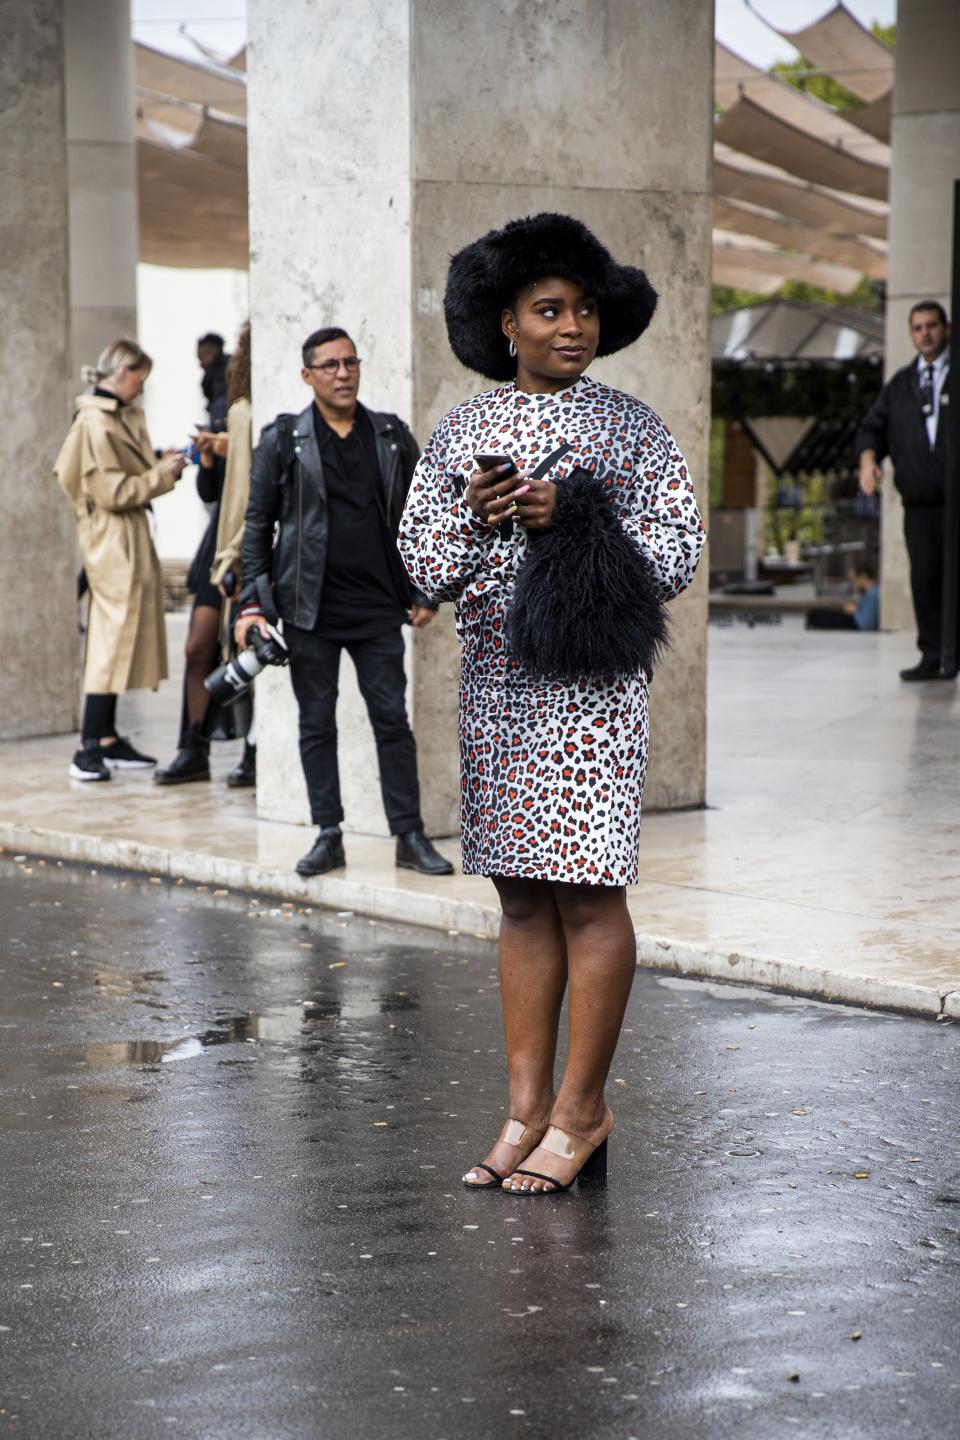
[805, 562, 879, 632]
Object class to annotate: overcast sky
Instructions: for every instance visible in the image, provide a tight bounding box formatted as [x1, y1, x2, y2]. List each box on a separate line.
[132, 0, 897, 70]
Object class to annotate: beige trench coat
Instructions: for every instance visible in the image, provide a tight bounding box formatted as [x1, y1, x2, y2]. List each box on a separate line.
[54, 396, 176, 694]
[210, 396, 253, 587]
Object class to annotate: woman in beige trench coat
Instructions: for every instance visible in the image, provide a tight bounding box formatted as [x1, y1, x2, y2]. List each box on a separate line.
[54, 339, 186, 782]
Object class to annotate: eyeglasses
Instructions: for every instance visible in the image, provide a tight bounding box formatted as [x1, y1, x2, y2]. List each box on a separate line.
[305, 357, 362, 376]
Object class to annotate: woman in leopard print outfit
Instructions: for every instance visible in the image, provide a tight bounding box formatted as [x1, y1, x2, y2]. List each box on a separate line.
[399, 214, 704, 1195]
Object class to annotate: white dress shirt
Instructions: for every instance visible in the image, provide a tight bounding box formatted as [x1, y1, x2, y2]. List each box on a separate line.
[917, 346, 950, 448]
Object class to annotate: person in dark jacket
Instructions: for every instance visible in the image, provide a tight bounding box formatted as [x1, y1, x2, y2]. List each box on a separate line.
[856, 301, 952, 680]
[197, 332, 230, 428]
[235, 326, 454, 878]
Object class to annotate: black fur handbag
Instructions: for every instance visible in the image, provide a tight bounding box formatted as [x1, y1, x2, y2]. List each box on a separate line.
[507, 467, 669, 684]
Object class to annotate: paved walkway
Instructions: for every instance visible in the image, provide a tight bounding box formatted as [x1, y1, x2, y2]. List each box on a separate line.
[2, 616, 958, 1017]
[5, 861, 959, 1440]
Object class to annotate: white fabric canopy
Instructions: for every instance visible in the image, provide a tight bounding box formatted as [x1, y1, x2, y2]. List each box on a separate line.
[714, 197, 886, 280]
[714, 147, 888, 241]
[715, 93, 888, 201]
[134, 42, 248, 268]
[773, 3, 893, 104]
[132, 18, 899, 288]
[135, 42, 245, 123]
[713, 231, 864, 295]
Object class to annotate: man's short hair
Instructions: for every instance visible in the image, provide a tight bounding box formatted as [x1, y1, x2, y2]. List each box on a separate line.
[908, 300, 949, 326]
[302, 327, 353, 367]
[854, 560, 877, 582]
[198, 332, 225, 350]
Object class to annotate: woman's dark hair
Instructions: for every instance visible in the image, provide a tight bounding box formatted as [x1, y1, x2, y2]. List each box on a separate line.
[227, 321, 251, 405]
[302, 326, 352, 366]
[909, 300, 948, 326]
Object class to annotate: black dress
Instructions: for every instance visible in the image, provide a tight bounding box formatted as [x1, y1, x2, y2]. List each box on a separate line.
[185, 461, 224, 611]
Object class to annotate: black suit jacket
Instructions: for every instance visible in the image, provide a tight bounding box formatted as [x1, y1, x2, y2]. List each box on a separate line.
[855, 358, 948, 507]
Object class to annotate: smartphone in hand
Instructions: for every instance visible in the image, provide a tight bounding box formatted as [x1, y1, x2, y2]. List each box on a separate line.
[474, 452, 518, 479]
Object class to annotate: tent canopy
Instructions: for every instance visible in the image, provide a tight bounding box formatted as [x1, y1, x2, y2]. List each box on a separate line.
[134, 5, 896, 291]
[712, 298, 884, 361]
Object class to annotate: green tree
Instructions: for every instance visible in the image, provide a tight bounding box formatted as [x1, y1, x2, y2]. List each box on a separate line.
[772, 54, 862, 111]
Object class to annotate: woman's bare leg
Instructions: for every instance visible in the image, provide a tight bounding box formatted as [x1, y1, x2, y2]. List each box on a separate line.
[463, 877, 567, 1182]
[501, 883, 636, 1192]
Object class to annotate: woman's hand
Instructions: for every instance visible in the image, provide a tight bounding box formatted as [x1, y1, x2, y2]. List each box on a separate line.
[465, 462, 529, 525]
[195, 428, 229, 459]
[486, 477, 557, 531]
[160, 451, 188, 482]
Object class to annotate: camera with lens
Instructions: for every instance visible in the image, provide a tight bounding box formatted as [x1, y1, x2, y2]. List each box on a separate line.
[204, 626, 289, 707]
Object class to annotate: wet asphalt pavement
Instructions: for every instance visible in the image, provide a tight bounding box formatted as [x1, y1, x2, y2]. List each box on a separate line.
[1, 856, 958, 1440]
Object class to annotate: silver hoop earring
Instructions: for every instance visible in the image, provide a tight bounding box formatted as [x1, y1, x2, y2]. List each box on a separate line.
[508, 338, 517, 358]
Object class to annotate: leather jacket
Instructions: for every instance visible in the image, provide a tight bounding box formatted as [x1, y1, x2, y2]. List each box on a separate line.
[239, 400, 434, 630]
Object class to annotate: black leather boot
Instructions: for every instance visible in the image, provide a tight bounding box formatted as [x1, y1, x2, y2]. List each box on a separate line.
[227, 741, 256, 788]
[153, 725, 211, 786]
[395, 830, 454, 876]
[296, 828, 346, 876]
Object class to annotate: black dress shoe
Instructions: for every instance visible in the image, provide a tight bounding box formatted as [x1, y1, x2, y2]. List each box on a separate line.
[227, 742, 256, 788]
[296, 831, 346, 876]
[153, 728, 210, 786]
[396, 830, 454, 876]
[900, 660, 946, 682]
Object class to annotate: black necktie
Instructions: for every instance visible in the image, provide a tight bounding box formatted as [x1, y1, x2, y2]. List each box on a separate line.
[920, 363, 935, 415]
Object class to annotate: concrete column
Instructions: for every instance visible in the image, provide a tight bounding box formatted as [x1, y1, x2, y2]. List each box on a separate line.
[63, 0, 138, 394]
[0, 0, 78, 739]
[247, 0, 713, 835]
[881, 0, 960, 632]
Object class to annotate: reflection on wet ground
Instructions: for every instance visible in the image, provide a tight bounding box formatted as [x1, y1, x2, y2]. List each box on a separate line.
[2, 857, 959, 1440]
[60, 996, 420, 1070]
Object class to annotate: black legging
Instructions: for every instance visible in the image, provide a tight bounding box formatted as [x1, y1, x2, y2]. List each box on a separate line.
[82, 693, 117, 742]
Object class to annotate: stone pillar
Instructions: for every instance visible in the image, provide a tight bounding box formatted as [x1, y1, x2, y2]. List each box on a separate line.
[63, 0, 138, 394]
[247, 0, 712, 834]
[0, 1, 78, 739]
[881, 0, 960, 632]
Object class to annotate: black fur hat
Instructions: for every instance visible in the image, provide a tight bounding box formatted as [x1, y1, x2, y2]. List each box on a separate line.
[443, 212, 658, 381]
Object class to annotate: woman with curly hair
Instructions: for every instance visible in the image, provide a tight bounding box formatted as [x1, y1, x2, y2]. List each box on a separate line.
[399, 214, 704, 1194]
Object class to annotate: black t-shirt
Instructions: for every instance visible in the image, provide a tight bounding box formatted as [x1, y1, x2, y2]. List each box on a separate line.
[313, 405, 408, 641]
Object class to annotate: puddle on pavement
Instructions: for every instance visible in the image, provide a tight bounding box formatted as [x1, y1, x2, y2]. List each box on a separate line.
[68, 991, 420, 1071]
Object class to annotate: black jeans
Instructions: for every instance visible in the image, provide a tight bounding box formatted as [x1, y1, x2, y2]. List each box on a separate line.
[285, 625, 423, 834]
[903, 503, 944, 663]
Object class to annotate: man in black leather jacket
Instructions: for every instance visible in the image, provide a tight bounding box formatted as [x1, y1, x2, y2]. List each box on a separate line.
[856, 301, 952, 681]
[236, 326, 454, 878]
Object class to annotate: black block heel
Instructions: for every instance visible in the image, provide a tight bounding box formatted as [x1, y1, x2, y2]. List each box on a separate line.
[578, 1137, 608, 1183]
[506, 1121, 612, 1194]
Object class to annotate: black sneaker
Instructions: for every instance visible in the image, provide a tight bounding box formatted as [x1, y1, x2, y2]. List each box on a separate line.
[69, 745, 111, 782]
[101, 735, 157, 769]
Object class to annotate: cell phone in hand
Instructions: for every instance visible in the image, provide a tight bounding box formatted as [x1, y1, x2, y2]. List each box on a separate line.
[474, 452, 518, 479]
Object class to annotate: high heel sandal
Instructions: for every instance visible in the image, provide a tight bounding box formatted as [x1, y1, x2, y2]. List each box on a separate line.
[462, 1118, 546, 1190]
[503, 1123, 610, 1195]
